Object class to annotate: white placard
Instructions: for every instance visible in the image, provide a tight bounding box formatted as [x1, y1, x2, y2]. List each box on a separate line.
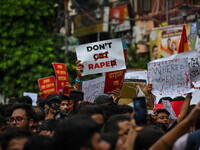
[151, 50, 200, 82]
[148, 58, 193, 98]
[125, 71, 147, 81]
[76, 38, 126, 76]
[82, 76, 105, 103]
[23, 92, 38, 106]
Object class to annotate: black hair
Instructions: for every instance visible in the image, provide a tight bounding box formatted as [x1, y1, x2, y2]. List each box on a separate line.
[158, 97, 173, 104]
[37, 119, 60, 133]
[173, 96, 185, 101]
[18, 96, 32, 105]
[1, 128, 32, 150]
[103, 114, 131, 134]
[135, 125, 165, 150]
[59, 94, 70, 101]
[101, 133, 119, 150]
[117, 105, 133, 114]
[23, 135, 54, 150]
[78, 105, 104, 117]
[94, 94, 114, 104]
[32, 106, 45, 122]
[54, 115, 100, 150]
[11, 103, 36, 121]
[156, 109, 170, 116]
[152, 45, 157, 51]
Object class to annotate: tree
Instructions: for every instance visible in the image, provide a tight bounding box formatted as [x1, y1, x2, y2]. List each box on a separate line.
[0, 0, 66, 99]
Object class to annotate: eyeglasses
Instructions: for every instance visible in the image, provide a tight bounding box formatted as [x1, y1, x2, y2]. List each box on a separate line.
[10, 117, 27, 123]
[158, 116, 170, 120]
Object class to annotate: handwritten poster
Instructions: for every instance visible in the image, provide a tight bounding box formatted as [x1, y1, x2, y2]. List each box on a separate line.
[148, 58, 192, 98]
[151, 50, 200, 82]
[52, 63, 69, 92]
[82, 76, 105, 103]
[125, 71, 147, 81]
[76, 38, 126, 76]
[104, 69, 125, 94]
[38, 76, 58, 98]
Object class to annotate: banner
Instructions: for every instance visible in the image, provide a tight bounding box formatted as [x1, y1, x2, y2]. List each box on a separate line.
[76, 38, 126, 76]
[150, 23, 196, 60]
[82, 76, 105, 103]
[104, 69, 125, 94]
[52, 63, 69, 92]
[177, 25, 189, 53]
[38, 76, 57, 98]
[148, 58, 192, 98]
[63, 86, 74, 97]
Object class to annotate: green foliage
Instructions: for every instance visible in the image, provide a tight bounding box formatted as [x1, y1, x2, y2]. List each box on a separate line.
[0, 0, 66, 99]
[126, 46, 150, 70]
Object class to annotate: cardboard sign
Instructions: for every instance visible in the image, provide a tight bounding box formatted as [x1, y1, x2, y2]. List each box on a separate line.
[104, 69, 125, 94]
[125, 71, 147, 81]
[38, 76, 57, 98]
[82, 76, 105, 103]
[148, 58, 192, 98]
[23, 92, 38, 106]
[76, 38, 126, 76]
[52, 63, 69, 92]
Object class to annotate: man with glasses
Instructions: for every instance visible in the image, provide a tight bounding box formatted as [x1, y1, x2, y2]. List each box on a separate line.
[154, 109, 170, 128]
[10, 103, 35, 130]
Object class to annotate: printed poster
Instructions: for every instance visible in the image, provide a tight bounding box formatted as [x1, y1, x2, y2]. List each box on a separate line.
[38, 76, 58, 98]
[76, 38, 126, 76]
[52, 63, 69, 92]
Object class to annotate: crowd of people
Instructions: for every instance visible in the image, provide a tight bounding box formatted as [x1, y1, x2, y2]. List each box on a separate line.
[1, 61, 200, 150]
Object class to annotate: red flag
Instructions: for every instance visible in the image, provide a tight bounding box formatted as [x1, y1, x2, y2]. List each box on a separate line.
[177, 25, 189, 53]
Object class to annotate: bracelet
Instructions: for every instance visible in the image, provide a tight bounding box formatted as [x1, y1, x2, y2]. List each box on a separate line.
[75, 78, 82, 83]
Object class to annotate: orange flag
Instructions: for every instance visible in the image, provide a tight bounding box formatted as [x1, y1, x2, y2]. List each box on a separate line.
[177, 25, 189, 53]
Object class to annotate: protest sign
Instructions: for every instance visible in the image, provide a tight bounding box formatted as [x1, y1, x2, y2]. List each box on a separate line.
[52, 63, 69, 92]
[104, 69, 125, 94]
[125, 71, 147, 81]
[63, 86, 74, 97]
[151, 50, 200, 82]
[76, 38, 126, 76]
[148, 58, 192, 98]
[38, 76, 57, 98]
[82, 76, 105, 103]
[162, 100, 177, 126]
[23, 92, 38, 106]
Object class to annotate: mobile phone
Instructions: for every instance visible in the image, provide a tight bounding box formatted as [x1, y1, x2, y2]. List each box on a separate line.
[70, 90, 84, 101]
[133, 96, 147, 125]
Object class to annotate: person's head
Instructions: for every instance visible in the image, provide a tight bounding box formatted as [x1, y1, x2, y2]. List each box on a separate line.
[18, 96, 32, 105]
[23, 135, 54, 150]
[155, 109, 170, 128]
[135, 125, 165, 150]
[32, 106, 45, 122]
[172, 42, 177, 51]
[158, 97, 173, 104]
[103, 114, 131, 143]
[45, 94, 61, 115]
[117, 105, 133, 116]
[37, 119, 60, 137]
[1, 128, 32, 150]
[54, 115, 103, 150]
[152, 45, 158, 60]
[78, 105, 104, 127]
[101, 133, 124, 150]
[59, 94, 70, 113]
[10, 103, 35, 130]
[94, 94, 114, 105]
[167, 38, 171, 47]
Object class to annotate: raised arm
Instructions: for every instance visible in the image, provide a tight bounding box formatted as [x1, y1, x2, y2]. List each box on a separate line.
[74, 60, 83, 91]
[149, 102, 200, 150]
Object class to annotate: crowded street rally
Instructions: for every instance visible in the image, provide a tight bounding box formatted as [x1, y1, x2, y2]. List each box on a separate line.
[1, 0, 200, 150]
